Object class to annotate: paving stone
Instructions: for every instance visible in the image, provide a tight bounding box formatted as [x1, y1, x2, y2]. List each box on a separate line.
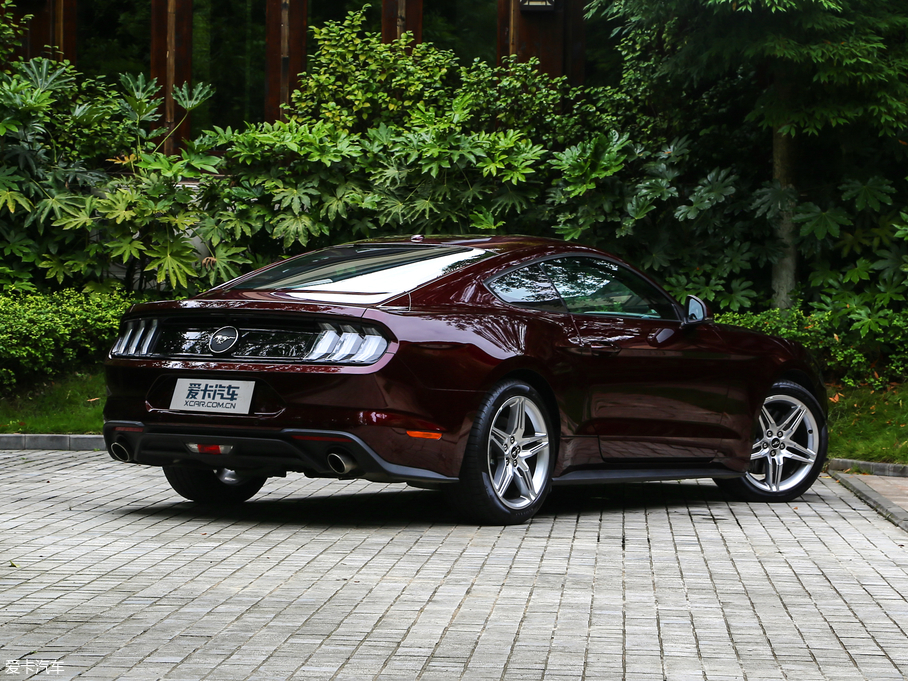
[2, 456, 908, 679]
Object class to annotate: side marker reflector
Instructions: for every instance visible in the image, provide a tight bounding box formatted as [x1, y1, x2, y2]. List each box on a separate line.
[406, 431, 442, 440]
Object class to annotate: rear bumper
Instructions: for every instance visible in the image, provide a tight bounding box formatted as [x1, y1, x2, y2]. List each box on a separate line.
[103, 421, 458, 485]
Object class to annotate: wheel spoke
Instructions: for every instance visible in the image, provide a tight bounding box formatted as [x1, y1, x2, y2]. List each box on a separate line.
[513, 460, 536, 500]
[760, 406, 776, 432]
[779, 405, 806, 436]
[751, 447, 768, 461]
[493, 462, 514, 497]
[514, 398, 527, 437]
[490, 426, 509, 452]
[520, 436, 548, 459]
[504, 398, 525, 438]
[766, 456, 784, 492]
[784, 451, 813, 465]
[785, 441, 815, 463]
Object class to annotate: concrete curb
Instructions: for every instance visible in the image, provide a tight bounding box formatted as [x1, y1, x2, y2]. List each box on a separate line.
[829, 470, 908, 534]
[828, 457, 908, 477]
[0, 434, 104, 451]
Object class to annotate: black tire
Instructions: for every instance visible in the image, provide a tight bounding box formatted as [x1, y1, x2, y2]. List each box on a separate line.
[715, 380, 828, 502]
[444, 380, 555, 525]
[163, 466, 266, 504]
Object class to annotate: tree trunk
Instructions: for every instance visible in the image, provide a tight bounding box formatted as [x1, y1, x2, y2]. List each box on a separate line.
[771, 126, 797, 310]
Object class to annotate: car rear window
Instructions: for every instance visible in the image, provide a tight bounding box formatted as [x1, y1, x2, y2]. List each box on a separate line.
[231, 244, 492, 304]
[486, 264, 567, 312]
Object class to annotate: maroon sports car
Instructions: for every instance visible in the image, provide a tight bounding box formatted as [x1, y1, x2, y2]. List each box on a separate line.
[103, 235, 827, 524]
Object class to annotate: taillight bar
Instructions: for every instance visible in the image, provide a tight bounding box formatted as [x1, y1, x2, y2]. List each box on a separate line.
[112, 319, 159, 357]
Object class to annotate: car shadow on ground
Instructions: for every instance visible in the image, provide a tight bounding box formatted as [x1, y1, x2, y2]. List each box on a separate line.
[115, 480, 806, 529]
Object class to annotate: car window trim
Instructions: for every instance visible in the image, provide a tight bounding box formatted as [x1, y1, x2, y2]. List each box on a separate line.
[485, 253, 683, 322]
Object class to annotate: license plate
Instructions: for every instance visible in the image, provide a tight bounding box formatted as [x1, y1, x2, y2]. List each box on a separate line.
[169, 379, 255, 414]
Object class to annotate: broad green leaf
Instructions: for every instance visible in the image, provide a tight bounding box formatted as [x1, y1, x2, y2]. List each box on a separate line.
[843, 258, 873, 284]
[840, 177, 895, 212]
[0, 189, 32, 215]
[793, 203, 852, 239]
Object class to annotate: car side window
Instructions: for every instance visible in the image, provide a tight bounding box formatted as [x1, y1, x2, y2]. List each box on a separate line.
[541, 257, 678, 320]
[487, 264, 567, 312]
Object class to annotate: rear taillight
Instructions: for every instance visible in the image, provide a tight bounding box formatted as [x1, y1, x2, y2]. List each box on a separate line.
[110, 318, 389, 365]
[306, 323, 388, 364]
[111, 319, 159, 357]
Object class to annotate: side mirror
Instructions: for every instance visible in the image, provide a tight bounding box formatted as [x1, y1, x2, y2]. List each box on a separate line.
[682, 295, 712, 328]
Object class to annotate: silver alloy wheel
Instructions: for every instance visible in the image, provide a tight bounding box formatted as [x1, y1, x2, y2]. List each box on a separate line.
[748, 393, 820, 493]
[487, 395, 550, 510]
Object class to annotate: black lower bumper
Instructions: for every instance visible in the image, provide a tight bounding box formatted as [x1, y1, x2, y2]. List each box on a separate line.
[103, 421, 457, 485]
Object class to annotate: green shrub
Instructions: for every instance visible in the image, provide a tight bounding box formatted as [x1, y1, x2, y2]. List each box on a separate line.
[0, 290, 138, 392]
[717, 308, 908, 388]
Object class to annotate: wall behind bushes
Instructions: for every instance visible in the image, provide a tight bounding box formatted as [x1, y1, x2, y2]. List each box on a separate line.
[0, 291, 136, 392]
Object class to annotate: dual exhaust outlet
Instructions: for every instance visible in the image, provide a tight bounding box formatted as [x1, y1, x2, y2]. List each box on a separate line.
[111, 438, 361, 477]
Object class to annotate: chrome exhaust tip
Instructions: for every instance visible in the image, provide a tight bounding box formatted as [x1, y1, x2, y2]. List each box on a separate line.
[326, 450, 359, 476]
[110, 441, 132, 463]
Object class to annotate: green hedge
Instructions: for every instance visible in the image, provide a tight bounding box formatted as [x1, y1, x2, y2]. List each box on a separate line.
[0, 291, 137, 392]
[717, 309, 908, 388]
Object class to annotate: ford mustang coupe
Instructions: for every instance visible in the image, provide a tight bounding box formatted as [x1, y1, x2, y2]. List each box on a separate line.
[103, 235, 827, 524]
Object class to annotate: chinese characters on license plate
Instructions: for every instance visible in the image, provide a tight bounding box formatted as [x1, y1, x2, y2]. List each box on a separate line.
[169, 379, 255, 414]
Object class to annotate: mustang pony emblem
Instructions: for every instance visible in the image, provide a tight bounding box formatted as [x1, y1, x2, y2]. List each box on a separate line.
[209, 326, 239, 354]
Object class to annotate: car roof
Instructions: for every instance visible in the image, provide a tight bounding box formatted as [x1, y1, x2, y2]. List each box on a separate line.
[353, 234, 606, 258]
[189, 234, 636, 310]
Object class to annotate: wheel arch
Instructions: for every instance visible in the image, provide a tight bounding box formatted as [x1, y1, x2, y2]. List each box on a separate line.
[493, 367, 562, 458]
[778, 368, 827, 417]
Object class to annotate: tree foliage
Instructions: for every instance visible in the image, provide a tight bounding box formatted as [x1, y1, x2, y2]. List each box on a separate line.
[0, 9, 625, 294]
[1, 3, 908, 360]
[587, 0, 908, 136]
[587, 0, 908, 307]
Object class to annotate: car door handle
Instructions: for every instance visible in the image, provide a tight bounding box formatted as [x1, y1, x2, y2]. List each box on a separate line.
[587, 341, 620, 355]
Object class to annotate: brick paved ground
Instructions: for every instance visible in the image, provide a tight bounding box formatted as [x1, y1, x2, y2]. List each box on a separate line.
[2, 449, 908, 680]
